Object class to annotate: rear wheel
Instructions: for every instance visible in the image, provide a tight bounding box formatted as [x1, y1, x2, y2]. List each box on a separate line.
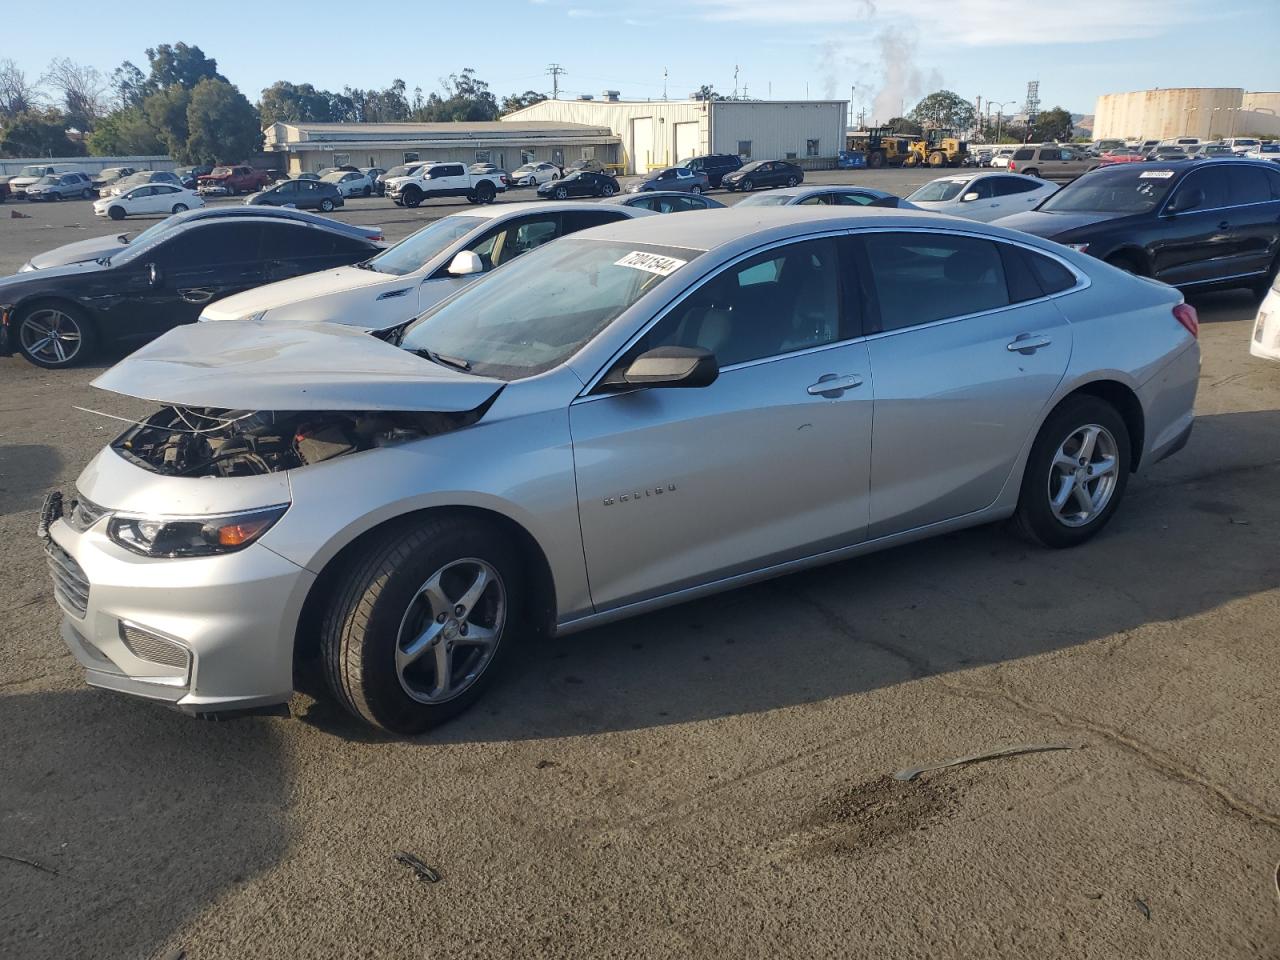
[171, 203, 188, 214]
[690, 184, 703, 194]
[319, 198, 335, 212]
[108, 206, 126, 221]
[15, 302, 97, 369]
[1013, 395, 1131, 548]
[81, 187, 93, 199]
[1105, 252, 1145, 276]
[475, 181, 496, 203]
[363, 185, 372, 197]
[321, 515, 523, 734]
[600, 182, 616, 197]
[1250, 253, 1279, 300]
[1021, 167, 1040, 178]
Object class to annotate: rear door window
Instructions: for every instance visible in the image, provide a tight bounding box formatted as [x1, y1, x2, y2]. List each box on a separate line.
[863, 232, 1010, 332]
[992, 177, 1041, 195]
[1013, 149, 1034, 161]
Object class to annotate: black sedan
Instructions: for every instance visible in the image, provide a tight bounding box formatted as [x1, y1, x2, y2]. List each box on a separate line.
[19, 206, 385, 272]
[0, 214, 382, 368]
[537, 170, 620, 199]
[247, 179, 345, 212]
[603, 191, 725, 213]
[721, 160, 804, 192]
[994, 159, 1280, 297]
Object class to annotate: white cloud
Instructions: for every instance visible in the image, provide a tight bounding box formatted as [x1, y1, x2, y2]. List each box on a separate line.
[693, 0, 1199, 45]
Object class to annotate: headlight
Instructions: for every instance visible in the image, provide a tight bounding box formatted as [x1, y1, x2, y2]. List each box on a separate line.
[1065, 243, 1090, 253]
[238, 310, 268, 324]
[108, 504, 289, 558]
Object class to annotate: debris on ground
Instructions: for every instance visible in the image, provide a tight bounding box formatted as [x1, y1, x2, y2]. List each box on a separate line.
[894, 743, 1082, 782]
[9, 210, 32, 219]
[1229, 518, 1250, 525]
[0, 852, 58, 876]
[535, 759, 558, 769]
[394, 851, 442, 883]
[1133, 895, 1151, 920]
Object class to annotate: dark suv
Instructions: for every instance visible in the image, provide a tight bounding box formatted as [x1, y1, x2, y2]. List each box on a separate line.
[680, 154, 744, 188]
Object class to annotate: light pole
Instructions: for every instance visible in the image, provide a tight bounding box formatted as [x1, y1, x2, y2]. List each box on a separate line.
[986, 100, 1016, 144]
[1183, 106, 1198, 137]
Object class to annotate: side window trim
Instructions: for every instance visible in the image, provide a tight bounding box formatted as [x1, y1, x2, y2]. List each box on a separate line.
[576, 229, 864, 398]
[853, 227, 1090, 340]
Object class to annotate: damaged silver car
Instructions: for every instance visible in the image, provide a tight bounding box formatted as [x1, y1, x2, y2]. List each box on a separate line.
[41, 208, 1200, 733]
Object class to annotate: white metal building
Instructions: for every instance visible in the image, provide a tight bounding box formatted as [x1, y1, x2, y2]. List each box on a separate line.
[502, 96, 848, 174]
[263, 121, 622, 174]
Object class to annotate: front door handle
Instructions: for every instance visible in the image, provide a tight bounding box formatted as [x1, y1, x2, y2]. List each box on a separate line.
[1007, 334, 1052, 354]
[807, 373, 864, 397]
[1217, 221, 1230, 230]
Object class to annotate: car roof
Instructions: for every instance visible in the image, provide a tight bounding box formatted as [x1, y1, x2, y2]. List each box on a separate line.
[165, 204, 382, 238]
[572, 206, 1030, 253]
[450, 200, 646, 221]
[767, 185, 895, 200]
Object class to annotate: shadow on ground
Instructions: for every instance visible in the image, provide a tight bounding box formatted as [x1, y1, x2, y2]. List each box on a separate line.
[0, 444, 62, 517]
[297, 408, 1280, 744]
[0, 689, 289, 960]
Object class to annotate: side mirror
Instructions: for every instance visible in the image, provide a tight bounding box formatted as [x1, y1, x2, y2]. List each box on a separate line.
[618, 346, 718, 388]
[1166, 187, 1203, 215]
[147, 263, 163, 286]
[961, 191, 980, 202]
[447, 250, 484, 277]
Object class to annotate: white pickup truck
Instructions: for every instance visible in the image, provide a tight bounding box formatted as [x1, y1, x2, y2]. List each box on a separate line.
[385, 162, 508, 207]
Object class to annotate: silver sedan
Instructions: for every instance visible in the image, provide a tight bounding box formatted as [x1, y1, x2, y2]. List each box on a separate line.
[735, 185, 914, 208]
[44, 208, 1200, 733]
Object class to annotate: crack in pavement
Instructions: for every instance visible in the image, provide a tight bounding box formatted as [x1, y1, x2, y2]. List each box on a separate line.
[940, 678, 1280, 834]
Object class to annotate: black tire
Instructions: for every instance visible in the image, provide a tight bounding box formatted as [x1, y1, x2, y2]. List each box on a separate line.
[741, 178, 754, 191]
[402, 187, 423, 208]
[868, 151, 885, 169]
[13, 300, 98, 369]
[171, 203, 188, 214]
[476, 181, 496, 203]
[108, 206, 126, 221]
[553, 186, 568, 200]
[690, 184, 703, 195]
[81, 187, 93, 199]
[321, 514, 524, 734]
[786, 175, 799, 187]
[1013, 395, 1131, 549]
[1250, 253, 1279, 300]
[1022, 168, 1039, 178]
[319, 198, 335, 212]
[600, 182, 616, 197]
[362, 185, 372, 197]
[465, 193, 479, 204]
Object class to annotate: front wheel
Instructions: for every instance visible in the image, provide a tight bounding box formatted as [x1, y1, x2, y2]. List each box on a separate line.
[1013, 395, 1131, 548]
[690, 184, 703, 195]
[81, 188, 94, 199]
[741, 178, 754, 191]
[321, 514, 523, 734]
[320, 198, 335, 212]
[786, 176, 799, 187]
[363, 186, 372, 197]
[108, 206, 126, 221]
[402, 188, 423, 208]
[171, 203, 188, 214]
[553, 186, 568, 200]
[15, 302, 97, 369]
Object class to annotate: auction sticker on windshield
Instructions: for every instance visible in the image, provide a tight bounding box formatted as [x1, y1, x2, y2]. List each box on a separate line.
[615, 251, 688, 276]
[1140, 170, 1175, 179]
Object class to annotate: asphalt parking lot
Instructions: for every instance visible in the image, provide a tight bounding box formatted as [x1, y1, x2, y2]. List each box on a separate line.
[1, 172, 1278, 959]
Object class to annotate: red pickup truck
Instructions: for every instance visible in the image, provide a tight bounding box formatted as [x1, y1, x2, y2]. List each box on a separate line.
[197, 165, 272, 196]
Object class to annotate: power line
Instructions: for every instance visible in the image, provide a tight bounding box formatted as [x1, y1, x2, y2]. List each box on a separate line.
[547, 63, 567, 100]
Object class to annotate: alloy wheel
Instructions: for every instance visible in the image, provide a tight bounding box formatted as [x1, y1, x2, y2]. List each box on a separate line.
[394, 558, 506, 705]
[1047, 424, 1119, 527]
[19, 307, 83, 365]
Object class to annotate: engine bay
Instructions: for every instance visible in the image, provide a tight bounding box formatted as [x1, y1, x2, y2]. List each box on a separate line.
[112, 405, 481, 477]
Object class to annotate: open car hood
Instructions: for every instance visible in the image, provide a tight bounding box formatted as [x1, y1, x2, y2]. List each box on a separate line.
[92, 319, 504, 412]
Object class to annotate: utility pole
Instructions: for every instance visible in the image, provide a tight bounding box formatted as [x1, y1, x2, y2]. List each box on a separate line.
[733, 64, 739, 100]
[851, 85, 856, 129]
[662, 68, 668, 101]
[547, 63, 566, 100]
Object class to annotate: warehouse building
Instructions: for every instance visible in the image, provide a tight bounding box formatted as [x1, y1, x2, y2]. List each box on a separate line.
[263, 121, 622, 175]
[1093, 87, 1280, 141]
[502, 95, 848, 174]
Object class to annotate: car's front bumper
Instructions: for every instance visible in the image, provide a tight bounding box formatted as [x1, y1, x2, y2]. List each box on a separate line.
[44, 511, 314, 716]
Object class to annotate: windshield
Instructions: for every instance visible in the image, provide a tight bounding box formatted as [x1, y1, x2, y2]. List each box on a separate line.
[35, 176, 58, 186]
[18, 165, 48, 177]
[321, 171, 346, 182]
[400, 239, 702, 379]
[211, 166, 233, 176]
[1039, 168, 1178, 215]
[735, 193, 794, 207]
[739, 161, 765, 172]
[1260, 145, 1280, 153]
[367, 215, 485, 276]
[908, 179, 968, 202]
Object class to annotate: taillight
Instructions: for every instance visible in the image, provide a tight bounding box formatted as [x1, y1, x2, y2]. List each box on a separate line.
[1008, 161, 1017, 171]
[1173, 303, 1199, 338]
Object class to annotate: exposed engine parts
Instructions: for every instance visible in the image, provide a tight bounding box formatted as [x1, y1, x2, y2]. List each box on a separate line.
[112, 406, 481, 477]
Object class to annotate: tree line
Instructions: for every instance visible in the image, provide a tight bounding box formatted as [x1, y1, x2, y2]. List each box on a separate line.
[0, 45, 549, 161]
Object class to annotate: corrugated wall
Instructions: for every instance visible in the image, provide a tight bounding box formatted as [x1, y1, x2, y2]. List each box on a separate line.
[709, 101, 846, 166]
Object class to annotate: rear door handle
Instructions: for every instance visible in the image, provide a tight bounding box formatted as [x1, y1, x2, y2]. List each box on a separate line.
[1218, 221, 1230, 230]
[807, 373, 864, 397]
[1007, 334, 1052, 353]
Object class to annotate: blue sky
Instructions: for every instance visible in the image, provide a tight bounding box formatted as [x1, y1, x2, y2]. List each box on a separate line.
[12, 0, 1280, 122]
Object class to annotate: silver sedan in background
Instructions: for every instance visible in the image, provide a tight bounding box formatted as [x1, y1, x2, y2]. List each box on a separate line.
[43, 208, 1200, 734]
[735, 185, 915, 208]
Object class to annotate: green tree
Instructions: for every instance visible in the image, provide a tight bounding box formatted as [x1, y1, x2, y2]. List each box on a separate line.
[501, 90, 547, 115]
[0, 108, 82, 157]
[260, 80, 339, 125]
[690, 84, 722, 101]
[908, 90, 976, 132]
[146, 42, 223, 90]
[185, 77, 261, 163]
[883, 116, 922, 135]
[110, 60, 149, 109]
[1030, 106, 1073, 142]
[86, 107, 165, 155]
[143, 84, 191, 158]
[416, 70, 498, 122]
